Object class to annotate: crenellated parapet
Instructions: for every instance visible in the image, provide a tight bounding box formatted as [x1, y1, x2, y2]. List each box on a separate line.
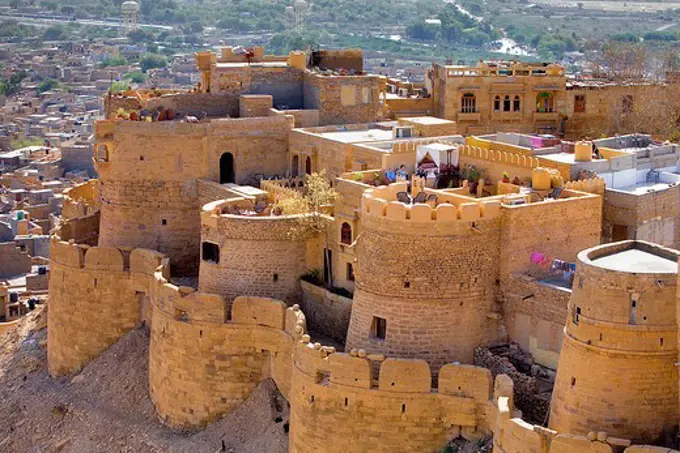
[48, 236, 164, 377]
[61, 179, 100, 220]
[198, 198, 322, 308]
[361, 182, 501, 225]
[290, 337, 500, 453]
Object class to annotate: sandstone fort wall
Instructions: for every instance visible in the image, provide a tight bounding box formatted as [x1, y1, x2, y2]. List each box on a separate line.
[346, 184, 503, 373]
[198, 198, 318, 311]
[94, 116, 293, 272]
[549, 242, 679, 443]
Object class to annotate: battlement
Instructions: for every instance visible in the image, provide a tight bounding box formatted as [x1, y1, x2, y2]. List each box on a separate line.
[61, 179, 99, 220]
[201, 197, 320, 241]
[50, 238, 164, 277]
[494, 395, 680, 453]
[459, 144, 541, 169]
[361, 182, 501, 224]
[563, 178, 606, 195]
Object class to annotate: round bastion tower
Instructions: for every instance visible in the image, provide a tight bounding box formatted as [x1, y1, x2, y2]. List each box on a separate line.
[549, 241, 679, 443]
[345, 183, 504, 375]
[198, 197, 316, 311]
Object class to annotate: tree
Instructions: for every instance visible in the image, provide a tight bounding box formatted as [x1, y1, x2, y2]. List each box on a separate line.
[124, 71, 146, 84]
[140, 53, 167, 72]
[43, 25, 67, 40]
[36, 78, 58, 93]
[274, 171, 339, 288]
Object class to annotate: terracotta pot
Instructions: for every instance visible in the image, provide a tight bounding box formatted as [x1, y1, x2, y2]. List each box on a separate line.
[167, 109, 175, 120]
[129, 111, 139, 121]
[158, 111, 167, 121]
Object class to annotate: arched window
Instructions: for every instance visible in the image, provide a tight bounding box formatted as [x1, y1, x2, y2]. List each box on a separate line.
[461, 93, 476, 113]
[513, 96, 521, 112]
[536, 92, 554, 113]
[220, 152, 235, 184]
[305, 156, 312, 175]
[503, 95, 511, 112]
[493, 96, 501, 111]
[340, 222, 352, 245]
[95, 144, 109, 162]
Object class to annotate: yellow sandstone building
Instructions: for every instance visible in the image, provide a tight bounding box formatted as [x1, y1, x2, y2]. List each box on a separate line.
[48, 47, 680, 453]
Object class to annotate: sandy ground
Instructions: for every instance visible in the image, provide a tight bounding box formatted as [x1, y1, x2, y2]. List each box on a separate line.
[0, 304, 290, 453]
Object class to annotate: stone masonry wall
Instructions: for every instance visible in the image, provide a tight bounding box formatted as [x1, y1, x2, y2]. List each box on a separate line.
[47, 239, 164, 376]
[346, 184, 504, 375]
[94, 116, 292, 273]
[290, 341, 496, 453]
[198, 199, 316, 312]
[550, 242, 679, 443]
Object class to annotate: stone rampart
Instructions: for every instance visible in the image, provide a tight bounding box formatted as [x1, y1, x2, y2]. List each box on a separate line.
[494, 391, 680, 453]
[550, 241, 679, 443]
[289, 338, 497, 453]
[198, 198, 319, 310]
[48, 238, 164, 376]
[346, 183, 503, 374]
[61, 179, 100, 220]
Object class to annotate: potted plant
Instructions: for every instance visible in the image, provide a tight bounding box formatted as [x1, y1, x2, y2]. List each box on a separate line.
[502, 171, 510, 183]
[467, 166, 480, 194]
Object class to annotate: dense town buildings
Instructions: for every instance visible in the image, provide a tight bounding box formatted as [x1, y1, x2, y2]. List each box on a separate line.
[1, 44, 675, 452]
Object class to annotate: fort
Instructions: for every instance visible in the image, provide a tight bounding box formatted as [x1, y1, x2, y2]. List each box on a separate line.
[46, 46, 680, 452]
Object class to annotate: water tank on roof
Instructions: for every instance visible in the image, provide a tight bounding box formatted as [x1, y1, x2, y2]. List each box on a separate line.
[122, 0, 140, 13]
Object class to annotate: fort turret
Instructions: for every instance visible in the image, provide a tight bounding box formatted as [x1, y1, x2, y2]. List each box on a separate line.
[549, 241, 679, 442]
[345, 182, 503, 375]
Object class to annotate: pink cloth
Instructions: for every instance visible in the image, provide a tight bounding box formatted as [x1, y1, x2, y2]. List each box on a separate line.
[530, 252, 545, 264]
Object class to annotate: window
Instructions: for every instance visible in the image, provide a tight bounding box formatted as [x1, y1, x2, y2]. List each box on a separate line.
[95, 144, 109, 162]
[536, 92, 554, 113]
[574, 94, 586, 113]
[371, 316, 387, 340]
[573, 306, 581, 325]
[341, 85, 357, 106]
[340, 222, 352, 245]
[346, 262, 355, 282]
[202, 242, 220, 264]
[493, 95, 501, 111]
[461, 93, 476, 113]
[361, 86, 371, 104]
[503, 95, 511, 112]
[622, 95, 634, 114]
[513, 96, 521, 112]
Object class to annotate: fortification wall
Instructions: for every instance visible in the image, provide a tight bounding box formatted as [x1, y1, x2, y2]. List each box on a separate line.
[549, 242, 679, 443]
[198, 199, 316, 310]
[346, 184, 503, 373]
[499, 192, 602, 286]
[47, 238, 164, 376]
[94, 116, 292, 272]
[458, 144, 540, 183]
[494, 391, 680, 453]
[61, 179, 100, 220]
[148, 283, 306, 428]
[290, 339, 497, 453]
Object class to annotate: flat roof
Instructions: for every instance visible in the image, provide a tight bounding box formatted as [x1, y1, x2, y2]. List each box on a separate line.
[610, 181, 675, 196]
[404, 116, 454, 125]
[592, 248, 677, 273]
[215, 61, 289, 69]
[540, 152, 606, 165]
[317, 128, 394, 144]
